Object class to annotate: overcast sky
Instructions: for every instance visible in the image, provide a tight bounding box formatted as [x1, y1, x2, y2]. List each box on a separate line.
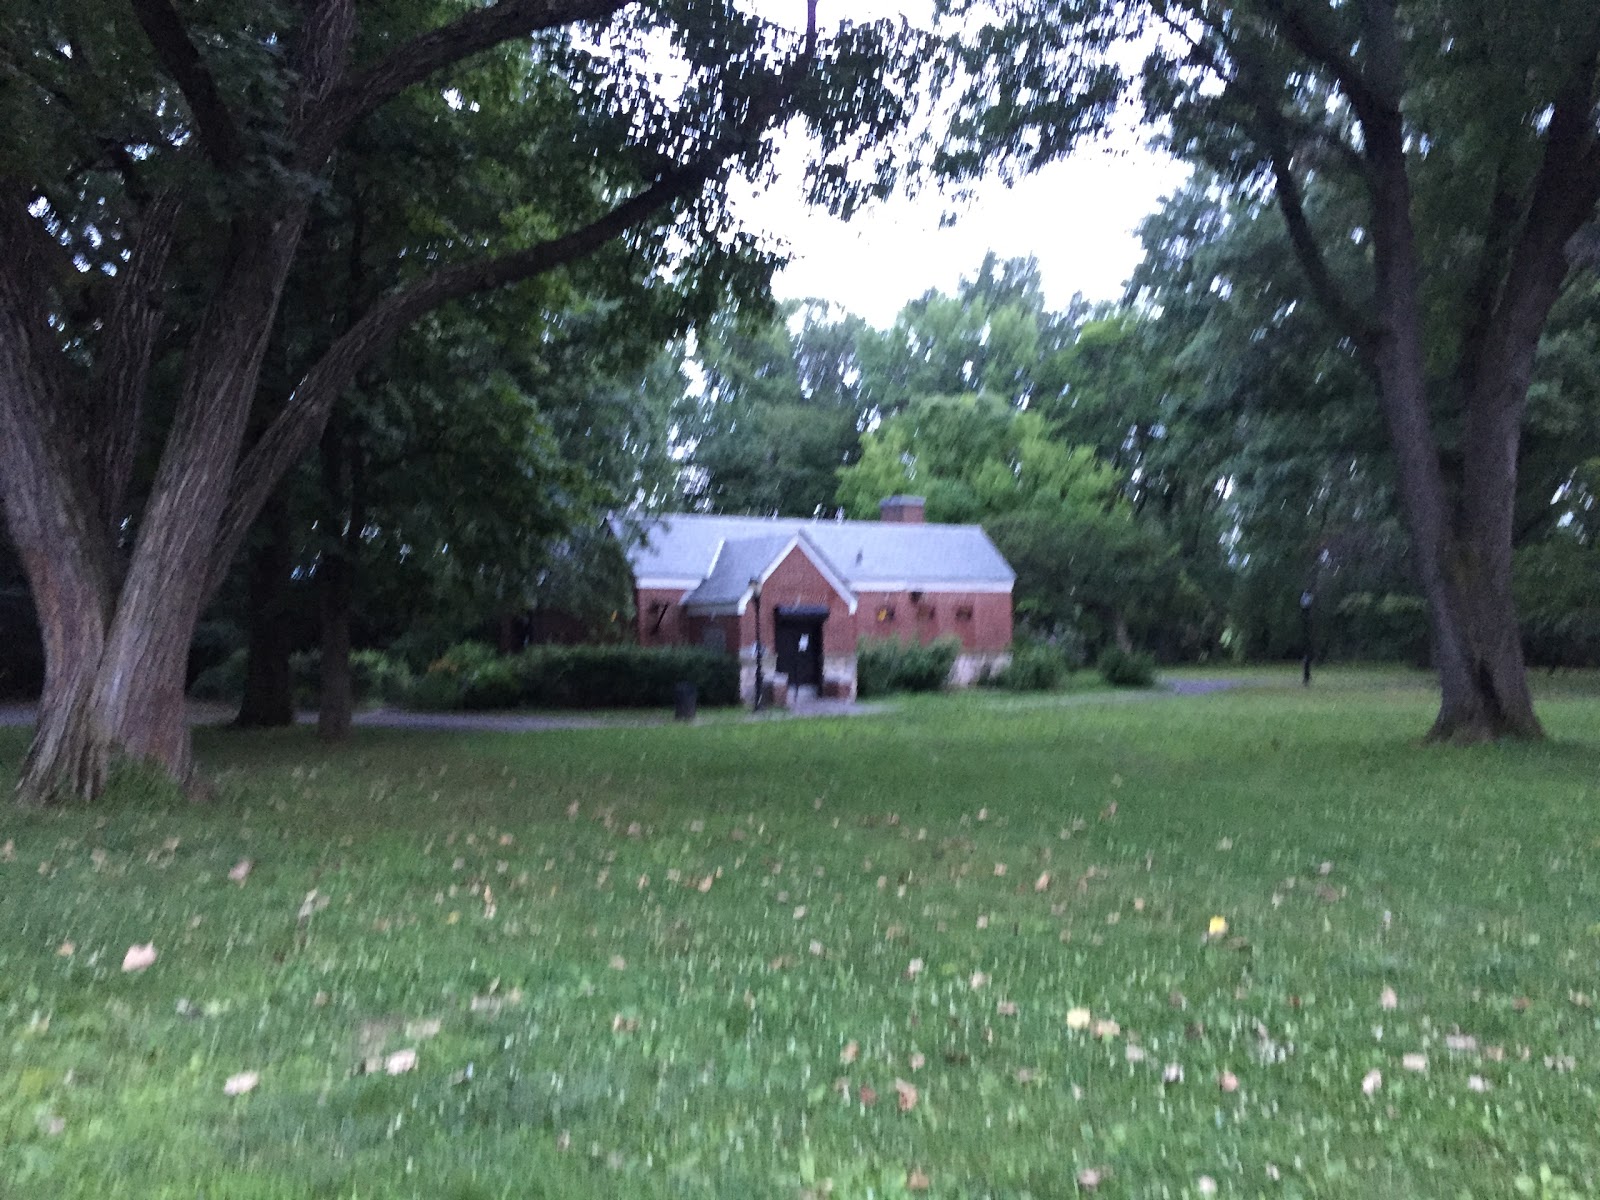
[731, 1, 1192, 329]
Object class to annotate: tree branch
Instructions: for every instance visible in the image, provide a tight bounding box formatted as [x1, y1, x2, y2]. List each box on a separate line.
[212, 0, 820, 587]
[210, 155, 715, 586]
[92, 190, 181, 527]
[298, 0, 634, 162]
[128, 0, 245, 170]
[1256, 0, 1391, 132]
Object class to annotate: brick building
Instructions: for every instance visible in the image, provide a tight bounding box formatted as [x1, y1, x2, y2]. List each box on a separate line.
[619, 496, 1014, 702]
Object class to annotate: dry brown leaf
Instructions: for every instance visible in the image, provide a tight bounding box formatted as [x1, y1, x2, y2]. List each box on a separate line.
[840, 1040, 859, 1065]
[1218, 1070, 1240, 1092]
[894, 1078, 919, 1112]
[907, 1167, 931, 1192]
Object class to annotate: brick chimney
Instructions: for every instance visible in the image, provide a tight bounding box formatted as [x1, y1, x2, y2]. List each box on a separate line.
[879, 495, 926, 524]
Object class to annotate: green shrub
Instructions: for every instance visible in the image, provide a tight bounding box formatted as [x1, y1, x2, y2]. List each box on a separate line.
[1096, 645, 1156, 688]
[350, 650, 414, 705]
[856, 636, 961, 697]
[401, 643, 739, 711]
[983, 641, 1074, 691]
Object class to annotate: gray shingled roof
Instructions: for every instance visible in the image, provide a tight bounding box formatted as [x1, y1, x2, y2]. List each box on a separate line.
[618, 513, 1015, 596]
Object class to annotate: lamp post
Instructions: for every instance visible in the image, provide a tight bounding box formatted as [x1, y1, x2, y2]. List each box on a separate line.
[750, 576, 764, 712]
[1300, 589, 1314, 687]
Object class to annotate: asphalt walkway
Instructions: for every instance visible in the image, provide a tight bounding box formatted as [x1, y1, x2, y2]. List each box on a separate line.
[0, 677, 1242, 733]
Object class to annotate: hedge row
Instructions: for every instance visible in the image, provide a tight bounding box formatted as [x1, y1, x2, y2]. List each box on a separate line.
[416, 642, 739, 711]
[192, 642, 739, 711]
[856, 636, 962, 697]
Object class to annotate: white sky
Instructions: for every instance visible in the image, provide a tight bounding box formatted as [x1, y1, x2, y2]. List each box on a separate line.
[732, 0, 1192, 328]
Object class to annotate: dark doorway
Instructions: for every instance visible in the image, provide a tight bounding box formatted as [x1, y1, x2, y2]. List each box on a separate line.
[774, 607, 826, 688]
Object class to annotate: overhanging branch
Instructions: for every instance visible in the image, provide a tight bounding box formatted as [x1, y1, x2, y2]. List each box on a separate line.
[298, 0, 635, 162]
[129, 0, 245, 169]
[209, 155, 718, 586]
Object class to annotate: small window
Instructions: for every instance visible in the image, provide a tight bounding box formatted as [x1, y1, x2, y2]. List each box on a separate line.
[956, 605, 974, 621]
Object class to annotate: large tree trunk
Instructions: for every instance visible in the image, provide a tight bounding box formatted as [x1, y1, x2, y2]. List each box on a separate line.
[236, 491, 296, 728]
[1365, 130, 1539, 743]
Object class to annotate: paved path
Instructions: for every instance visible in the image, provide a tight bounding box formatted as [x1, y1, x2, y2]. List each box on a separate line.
[0, 677, 1241, 734]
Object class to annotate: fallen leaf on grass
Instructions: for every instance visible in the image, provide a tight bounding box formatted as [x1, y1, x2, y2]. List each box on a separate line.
[894, 1078, 918, 1111]
[1445, 1033, 1477, 1052]
[1125, 1044, 1147, 1063]
[858, 1084, 878, 1106]
[121, 943, 157, 972]
[907, 1167, 931, 1191]
[969, 971, 989, 990]
[996, 1000, 1018, 1017]
[904, 958, 924, 980]
[1065, 1007, 1092, 1030]
[908, 1051, 926, 1070]
[1402, 1053, 1428, 1072]
[56, 941, 74, 957]
[1218, 1070, 1240, 1093]
[1380, 986, 1398, 1010]
[1361, 1069, 1383, 1095]
[1198, 1176, 1218, 1196]
[1078, 1166, 1107, 1189]
[1468, 1074, 1492, 1092]
[1207, 916, 1228, 937]
[228, 859, 252, 884]
[1034, 871, 1051, 892]
[841, 1040, 859, 1065]
[384, 1049, 417, 1075]
[1092, 1018, 1121, 1040]
[1162, 1062, 1184, 1083]
[224, 1071, 259, 1096]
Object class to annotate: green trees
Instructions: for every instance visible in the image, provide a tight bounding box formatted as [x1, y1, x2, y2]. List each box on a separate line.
[2, 0, 918, 803]
[678, 301, 871, 516]
[941, 0, 1600, 739]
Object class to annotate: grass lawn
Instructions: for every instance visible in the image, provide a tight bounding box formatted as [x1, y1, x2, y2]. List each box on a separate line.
[2, 676, 1598, 1199]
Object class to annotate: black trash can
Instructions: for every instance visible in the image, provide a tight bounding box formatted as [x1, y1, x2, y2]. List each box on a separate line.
[673, 681, 697, 722]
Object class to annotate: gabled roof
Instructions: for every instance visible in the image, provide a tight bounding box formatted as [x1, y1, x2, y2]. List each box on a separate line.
[618, 512, 1016, 599]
